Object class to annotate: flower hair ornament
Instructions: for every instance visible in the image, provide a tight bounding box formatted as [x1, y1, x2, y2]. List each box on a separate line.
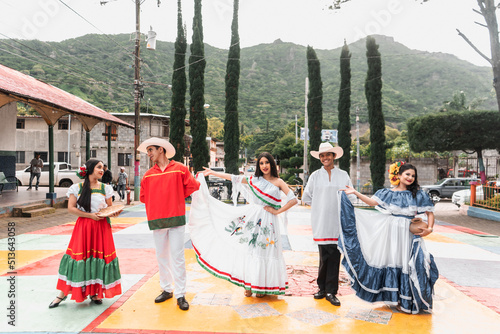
[76, 165, 87, 179]
[389, 161, 405, 186]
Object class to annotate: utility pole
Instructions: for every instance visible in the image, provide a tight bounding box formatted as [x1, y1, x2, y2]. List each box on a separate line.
[303, 77, 309, 183]
[133, 0, 141, 201]
[356, 106, 360, 191]
[295, 114, 298, 144]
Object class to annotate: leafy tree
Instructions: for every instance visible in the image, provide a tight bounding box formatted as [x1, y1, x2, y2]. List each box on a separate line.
[338, 40, 352, 174]
[224, 0, 241, 176]
[189, 0, 209, 172]
[306, 46, 323, 174]
[207, 117, 224, 139]
[439, 90, 485, 113]
[407, 110, 500, 183]
[365, 36, 386, 192]
[170, 0, 188, 162]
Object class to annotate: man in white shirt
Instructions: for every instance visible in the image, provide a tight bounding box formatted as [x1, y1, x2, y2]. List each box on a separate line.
[302, 142, 354, 307]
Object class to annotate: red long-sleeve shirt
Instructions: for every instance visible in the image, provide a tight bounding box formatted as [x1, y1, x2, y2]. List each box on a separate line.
[140, 160, 200, 230]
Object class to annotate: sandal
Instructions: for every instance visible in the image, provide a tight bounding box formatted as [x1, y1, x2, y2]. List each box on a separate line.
[49, 295, 67, 308]
[89, 295, 103, 305]
[255, 293, 265, 298]
[244, 290, 252, 297]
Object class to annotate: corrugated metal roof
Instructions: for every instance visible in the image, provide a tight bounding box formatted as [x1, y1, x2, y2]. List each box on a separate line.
[0, 64, 134, 129]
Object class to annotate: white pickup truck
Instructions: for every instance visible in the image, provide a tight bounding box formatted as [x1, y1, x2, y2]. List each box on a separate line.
[16, 162, 81, 187]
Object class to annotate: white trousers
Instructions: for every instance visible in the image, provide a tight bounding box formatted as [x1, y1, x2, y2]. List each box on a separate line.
[153, 225, 187, 298]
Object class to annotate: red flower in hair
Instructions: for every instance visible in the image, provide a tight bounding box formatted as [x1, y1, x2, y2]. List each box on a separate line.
[76, 165, 87, 179]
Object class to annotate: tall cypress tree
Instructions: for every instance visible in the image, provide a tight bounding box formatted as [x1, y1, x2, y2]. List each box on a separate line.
[365, 36, 386, 192]
[306, 46, 323, 174]
[170, 0, 187, 162]
[224, 0, 240, 176]
[338, 40, 352, 174]
[189, 0, 209, 172]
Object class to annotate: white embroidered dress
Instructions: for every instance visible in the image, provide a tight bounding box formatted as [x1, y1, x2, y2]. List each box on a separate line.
[189, 174, 295, 295]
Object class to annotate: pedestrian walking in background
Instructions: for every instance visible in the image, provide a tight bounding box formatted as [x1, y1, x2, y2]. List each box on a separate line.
[138, 137, 200, 311]
[102, 164, 112, 184]
[48, 158, 122, 309]
[191, 152, 297, 298]
[302, 142, 355, 307]
[341, 162, 438, 314]
[27, 153, 43, 190]
[116, 167, 128, 202]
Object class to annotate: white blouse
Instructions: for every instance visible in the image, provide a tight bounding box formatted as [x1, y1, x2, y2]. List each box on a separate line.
[67, 182, 114, 213]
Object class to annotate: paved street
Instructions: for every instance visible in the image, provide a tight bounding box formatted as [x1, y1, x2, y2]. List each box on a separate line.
[0, 193, 499, 333]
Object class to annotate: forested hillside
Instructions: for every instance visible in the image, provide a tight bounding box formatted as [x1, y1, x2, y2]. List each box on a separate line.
[0, 34, 495, 132]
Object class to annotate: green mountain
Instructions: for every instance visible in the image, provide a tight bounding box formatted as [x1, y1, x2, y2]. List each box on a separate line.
[0, 34, 495, 132]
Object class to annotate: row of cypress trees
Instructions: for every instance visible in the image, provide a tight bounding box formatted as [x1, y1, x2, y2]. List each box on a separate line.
[169, 0, 385, 190]
[307, 36, 385, 192]
[170, 0, 241, 176]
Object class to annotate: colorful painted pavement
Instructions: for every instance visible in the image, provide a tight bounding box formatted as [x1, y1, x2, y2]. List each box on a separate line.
[1, 203, 500, 333]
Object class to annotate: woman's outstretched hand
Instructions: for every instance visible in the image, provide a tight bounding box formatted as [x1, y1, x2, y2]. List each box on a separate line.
[202, 167, 213, 177]
[341, 185, 357, 195]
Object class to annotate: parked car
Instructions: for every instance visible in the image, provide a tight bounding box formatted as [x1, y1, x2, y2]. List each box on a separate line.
[451, 180, 499, 207]
[421, 177, 479, 200]
[16, 162, 80, 187]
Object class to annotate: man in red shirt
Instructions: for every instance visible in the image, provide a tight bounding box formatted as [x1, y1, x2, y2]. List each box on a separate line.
[138, 137, 200, 311]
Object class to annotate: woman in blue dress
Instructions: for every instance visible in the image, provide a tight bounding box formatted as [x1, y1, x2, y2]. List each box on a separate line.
[341, 162, 438, 314]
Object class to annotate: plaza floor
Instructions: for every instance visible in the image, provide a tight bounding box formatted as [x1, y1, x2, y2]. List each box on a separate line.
[1, 201, 500, 333]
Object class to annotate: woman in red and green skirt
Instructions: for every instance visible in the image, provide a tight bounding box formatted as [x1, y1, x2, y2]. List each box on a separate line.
[49, 159, 122, 308]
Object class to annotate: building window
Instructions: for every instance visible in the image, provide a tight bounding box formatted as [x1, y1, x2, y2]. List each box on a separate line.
[16, 119, 25, 129]
[58, 152, 69, 163]
[103, 125, 118, 141]
[90, 150, 97, 158]
[16, 151, 25, 164]
[118, 153, 132, 166]
[58, 119, 69, 130]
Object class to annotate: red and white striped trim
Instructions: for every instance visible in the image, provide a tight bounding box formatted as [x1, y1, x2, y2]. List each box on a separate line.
[248, 176, 281, 203]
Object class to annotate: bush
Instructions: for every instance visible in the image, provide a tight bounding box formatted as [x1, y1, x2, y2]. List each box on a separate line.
[289, 156, 303, 168]
[280, 159, 291, 168]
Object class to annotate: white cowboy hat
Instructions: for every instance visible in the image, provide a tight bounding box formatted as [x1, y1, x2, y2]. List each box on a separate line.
[310, 142, 344, 160]
[137, 137, 176, 159]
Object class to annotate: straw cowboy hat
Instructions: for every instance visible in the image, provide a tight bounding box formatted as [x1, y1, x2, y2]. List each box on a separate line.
[310, 142, 344, 160]
[137, 137, 176, 159]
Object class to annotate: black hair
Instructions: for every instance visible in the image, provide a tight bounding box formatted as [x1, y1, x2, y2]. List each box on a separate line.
[399, 163, 419, 198]
[255, 152, 279, 178]
[152, 145, 165, 154]
[77, 159, 102, 212]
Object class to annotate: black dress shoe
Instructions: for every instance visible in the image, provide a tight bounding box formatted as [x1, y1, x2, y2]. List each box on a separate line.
[90, 295, 103, 305]
[49, 295, 66, 308]
[177, 296, 189, 311]
[314, 290, 326, 299]
[325, 293, 341, 306]
[155, 291, 173, 303]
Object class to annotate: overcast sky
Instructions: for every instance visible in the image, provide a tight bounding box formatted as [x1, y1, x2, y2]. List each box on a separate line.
[0, 0, 494, 67]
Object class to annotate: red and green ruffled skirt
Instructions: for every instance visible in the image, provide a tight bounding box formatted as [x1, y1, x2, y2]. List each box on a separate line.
[56, 217, 122, 302]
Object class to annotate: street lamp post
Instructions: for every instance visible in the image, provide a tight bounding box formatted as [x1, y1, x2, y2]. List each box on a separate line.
[303, 77, 309, 184]
[133, 0, 141, 201]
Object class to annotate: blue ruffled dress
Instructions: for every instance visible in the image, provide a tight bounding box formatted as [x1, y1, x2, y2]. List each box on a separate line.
[338, 189, 439, 314]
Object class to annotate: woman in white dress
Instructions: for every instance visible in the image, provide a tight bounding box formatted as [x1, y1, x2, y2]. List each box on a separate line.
[340, 162, 438, 314]
[190, 152, 297, 297]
